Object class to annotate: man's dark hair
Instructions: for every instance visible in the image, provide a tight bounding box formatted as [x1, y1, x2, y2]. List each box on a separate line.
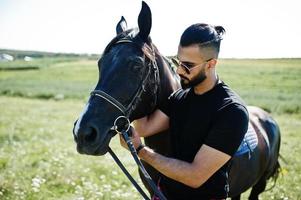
[180, 23, 225, 58]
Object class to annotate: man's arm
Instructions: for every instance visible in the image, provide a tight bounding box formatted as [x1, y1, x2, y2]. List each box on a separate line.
[132, 109, 169, 137]
[139, 144, 230, 188]
[137, 105, 248, 188]
[120, 128, 230, 188]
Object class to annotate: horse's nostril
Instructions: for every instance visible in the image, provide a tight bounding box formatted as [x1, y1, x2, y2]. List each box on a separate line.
[85, 126, 98, 143]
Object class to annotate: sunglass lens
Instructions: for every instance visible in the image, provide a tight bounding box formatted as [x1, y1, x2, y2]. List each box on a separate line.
[171, 58, 190, 74]
[171, 58, 179, 66]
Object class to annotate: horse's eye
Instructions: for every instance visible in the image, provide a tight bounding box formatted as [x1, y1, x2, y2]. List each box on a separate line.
[132, 65, 143, 72]
[130, 62, 144, 73]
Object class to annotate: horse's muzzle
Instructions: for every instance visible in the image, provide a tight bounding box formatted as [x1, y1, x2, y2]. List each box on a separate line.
[73, 120, 114, 156]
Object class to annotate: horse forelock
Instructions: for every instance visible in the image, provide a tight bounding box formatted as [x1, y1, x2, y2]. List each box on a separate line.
[103, 30, 132, 55]
[102, 28, 154, 57]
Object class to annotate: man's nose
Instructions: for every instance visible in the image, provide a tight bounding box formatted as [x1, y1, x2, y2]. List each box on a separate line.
[176, 65, 186, 76]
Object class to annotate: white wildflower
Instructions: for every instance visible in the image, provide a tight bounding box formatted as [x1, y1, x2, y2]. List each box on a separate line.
[99, 175, 106, 181]
[31, 176, 46, 193]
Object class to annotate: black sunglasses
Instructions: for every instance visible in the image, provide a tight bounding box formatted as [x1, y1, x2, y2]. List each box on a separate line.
[171, 57, 212, 74]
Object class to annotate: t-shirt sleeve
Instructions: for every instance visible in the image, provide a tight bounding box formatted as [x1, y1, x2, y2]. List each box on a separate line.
[204, 104, 249, 156]
[158, 89, 181, 117]
[158, 95, 171, 116]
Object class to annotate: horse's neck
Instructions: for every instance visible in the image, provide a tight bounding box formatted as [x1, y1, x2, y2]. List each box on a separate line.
[155, 51, 180, 107]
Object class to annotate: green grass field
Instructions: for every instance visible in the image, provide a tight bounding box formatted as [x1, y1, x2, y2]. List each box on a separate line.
[0, 56, 300, 199]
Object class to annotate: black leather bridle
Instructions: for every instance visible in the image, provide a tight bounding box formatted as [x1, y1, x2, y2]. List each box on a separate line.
[90, 38, 166, 200]
[91, 37, 160, 117]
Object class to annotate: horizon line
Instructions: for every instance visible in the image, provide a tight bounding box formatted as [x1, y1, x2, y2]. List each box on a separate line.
[1, 47, 301, 60]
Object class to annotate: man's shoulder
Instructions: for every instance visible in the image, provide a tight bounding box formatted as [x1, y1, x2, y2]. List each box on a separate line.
[217, 82, 247, 110]
[168, 88, 189, 101]
[219, 102, 249, 120]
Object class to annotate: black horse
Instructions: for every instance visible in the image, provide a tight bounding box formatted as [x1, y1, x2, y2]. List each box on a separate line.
[73, 2, 281, 199]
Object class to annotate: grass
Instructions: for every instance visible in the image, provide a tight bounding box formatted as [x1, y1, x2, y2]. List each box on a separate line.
[0, 56, 301, 199]
[0, 59, 98, 100]
[0, 97, 143, 200]
[0, 57, 83, 71]
[218, 59, 301, 115]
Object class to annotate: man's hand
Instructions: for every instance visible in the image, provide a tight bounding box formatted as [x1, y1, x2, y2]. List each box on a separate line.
[119, 126, 142, 151]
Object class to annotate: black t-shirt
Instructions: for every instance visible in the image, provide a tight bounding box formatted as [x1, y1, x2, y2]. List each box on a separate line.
[159, 81, 249, 199]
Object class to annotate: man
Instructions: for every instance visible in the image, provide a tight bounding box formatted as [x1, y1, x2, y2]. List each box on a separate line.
[120, 23, 249, 199]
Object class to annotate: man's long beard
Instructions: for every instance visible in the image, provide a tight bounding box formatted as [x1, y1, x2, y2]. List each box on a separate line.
[180, 68, 207, 89]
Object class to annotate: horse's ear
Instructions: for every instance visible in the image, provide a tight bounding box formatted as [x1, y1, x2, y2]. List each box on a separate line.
[138, 1, 152, 41]
[116, 16, 127, 35]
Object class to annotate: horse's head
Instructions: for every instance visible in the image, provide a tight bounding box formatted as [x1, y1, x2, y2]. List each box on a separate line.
[73, 2, 160, 155]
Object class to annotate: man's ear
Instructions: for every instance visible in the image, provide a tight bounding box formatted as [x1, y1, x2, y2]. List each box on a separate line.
[208, 59, 217, 69]
[116, 16, 127, 35]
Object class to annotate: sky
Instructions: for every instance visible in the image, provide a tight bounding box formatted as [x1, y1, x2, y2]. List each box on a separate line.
[0, 0, 300, 58]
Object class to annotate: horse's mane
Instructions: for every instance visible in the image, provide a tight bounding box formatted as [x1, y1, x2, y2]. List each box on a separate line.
[154, 45, 178, 76]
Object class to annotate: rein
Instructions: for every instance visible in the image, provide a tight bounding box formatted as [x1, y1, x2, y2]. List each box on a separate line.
[91, 38, 166, 200]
